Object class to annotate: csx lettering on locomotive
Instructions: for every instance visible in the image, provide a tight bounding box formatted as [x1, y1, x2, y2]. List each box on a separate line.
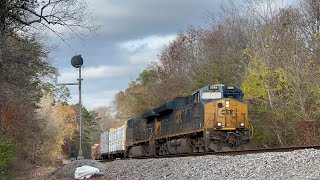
[221, 109, 234, 115]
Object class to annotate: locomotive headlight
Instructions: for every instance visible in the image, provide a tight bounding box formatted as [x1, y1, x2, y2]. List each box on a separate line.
[209, 85, 219, 90]
[217, 122, 222, 127]
[226, 100, 230, 108]
[240, 122, 245, 127]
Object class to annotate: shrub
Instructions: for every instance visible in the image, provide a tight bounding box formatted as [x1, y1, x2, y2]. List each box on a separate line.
[0, 137, 16, 169]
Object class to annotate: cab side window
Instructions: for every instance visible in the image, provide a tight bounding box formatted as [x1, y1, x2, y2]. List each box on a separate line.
[192, 93, 199, 103]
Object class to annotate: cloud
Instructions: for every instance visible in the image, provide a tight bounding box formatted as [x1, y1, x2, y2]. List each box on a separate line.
[84, 0, 220, 40]
[245, 0, 297, 18]
[58, 65, 132, 83]
[48, 0, 224, 110]
[84, 90, 119, 108]
[84, 66, 131, 78]
[119, 35, 176, 65]
[120, 35, 176, 53]
[68, 90, 119, 109]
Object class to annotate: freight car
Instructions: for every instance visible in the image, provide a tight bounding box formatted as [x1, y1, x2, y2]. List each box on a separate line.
[92, 125, 126, 160]
[109, 125, 126, 159]
[91, 144, 100, 160]
[126, 84, 251, 157]
[92, 84, 251, 159]
[100, 131, 109, 159]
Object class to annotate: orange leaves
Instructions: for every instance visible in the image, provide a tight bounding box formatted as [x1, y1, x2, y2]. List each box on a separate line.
[3, 106, 15, 127]
[54, 104, 77, 127]
[296, 121, 320, 146]
[33, 94, 79, 161]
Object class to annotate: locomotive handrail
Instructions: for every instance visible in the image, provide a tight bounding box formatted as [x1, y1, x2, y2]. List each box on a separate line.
[249, 122, 254, 138]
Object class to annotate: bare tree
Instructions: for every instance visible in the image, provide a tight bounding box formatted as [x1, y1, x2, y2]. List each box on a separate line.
[0, 0, 96, 132]
[93, 106, 115, 131]
[0, 0, 96, 60]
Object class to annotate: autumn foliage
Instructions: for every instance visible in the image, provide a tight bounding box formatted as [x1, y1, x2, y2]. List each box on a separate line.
[113, 0, 320, 148]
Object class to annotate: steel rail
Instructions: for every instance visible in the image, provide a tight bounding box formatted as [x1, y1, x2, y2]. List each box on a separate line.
[132, 145, 320, 159]
[97, 145, 320, 162]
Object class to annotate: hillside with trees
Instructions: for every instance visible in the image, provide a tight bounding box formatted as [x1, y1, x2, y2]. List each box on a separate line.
[1, 0, 320, 178]
[0, 0, 98, 177]
[112, 0, 320, 148]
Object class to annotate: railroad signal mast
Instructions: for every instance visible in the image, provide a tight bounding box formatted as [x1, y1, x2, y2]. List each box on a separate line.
[55, 55, 84, 160]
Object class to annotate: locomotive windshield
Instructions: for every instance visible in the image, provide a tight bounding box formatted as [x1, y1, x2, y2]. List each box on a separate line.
[197, 84, 244, 101]
[223, 92, 243, 100]
[201, 92, 222, 100]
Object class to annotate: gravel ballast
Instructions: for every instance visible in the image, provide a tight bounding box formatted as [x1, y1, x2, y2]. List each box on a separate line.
[49, 149, 320, 180]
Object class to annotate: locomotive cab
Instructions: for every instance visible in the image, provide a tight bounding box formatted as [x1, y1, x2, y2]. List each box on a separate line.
[197, 84, 250, 151]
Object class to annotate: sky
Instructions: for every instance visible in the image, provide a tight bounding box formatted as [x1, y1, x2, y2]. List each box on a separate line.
[45, 0, 298, 110]
[46, 0, 223, 110]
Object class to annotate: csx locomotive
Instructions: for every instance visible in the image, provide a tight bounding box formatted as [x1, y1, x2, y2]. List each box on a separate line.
[94, 84, 251, 159]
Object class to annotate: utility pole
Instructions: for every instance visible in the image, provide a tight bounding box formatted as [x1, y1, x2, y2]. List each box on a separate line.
[56, 55, 84, 160]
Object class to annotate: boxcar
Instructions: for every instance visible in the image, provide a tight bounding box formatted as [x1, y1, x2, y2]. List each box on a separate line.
[100, 131, 109, 159]
[109, 125, 126, 158]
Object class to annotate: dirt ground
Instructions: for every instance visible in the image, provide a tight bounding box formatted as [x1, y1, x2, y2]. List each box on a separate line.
[17, 166, 56, 180]
[18, 167, 104, 180]
[3, 159, 107, 180]
[3, 162, 55, 180]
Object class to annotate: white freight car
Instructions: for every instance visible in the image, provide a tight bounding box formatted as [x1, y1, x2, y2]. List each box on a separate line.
[100, 131, 109, 159]
[109, 125, 126, 158]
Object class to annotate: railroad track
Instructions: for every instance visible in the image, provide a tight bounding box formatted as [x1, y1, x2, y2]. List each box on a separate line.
[97, 159, 115, 163]
[132, 145, 320, 159]
[97, 145, 320, 162]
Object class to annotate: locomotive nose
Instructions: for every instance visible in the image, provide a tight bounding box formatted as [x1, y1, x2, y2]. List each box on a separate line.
[215, 99, 236, 129]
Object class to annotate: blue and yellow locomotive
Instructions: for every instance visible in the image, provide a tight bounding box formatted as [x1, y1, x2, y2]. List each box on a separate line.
[125, 84, 251, 157]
